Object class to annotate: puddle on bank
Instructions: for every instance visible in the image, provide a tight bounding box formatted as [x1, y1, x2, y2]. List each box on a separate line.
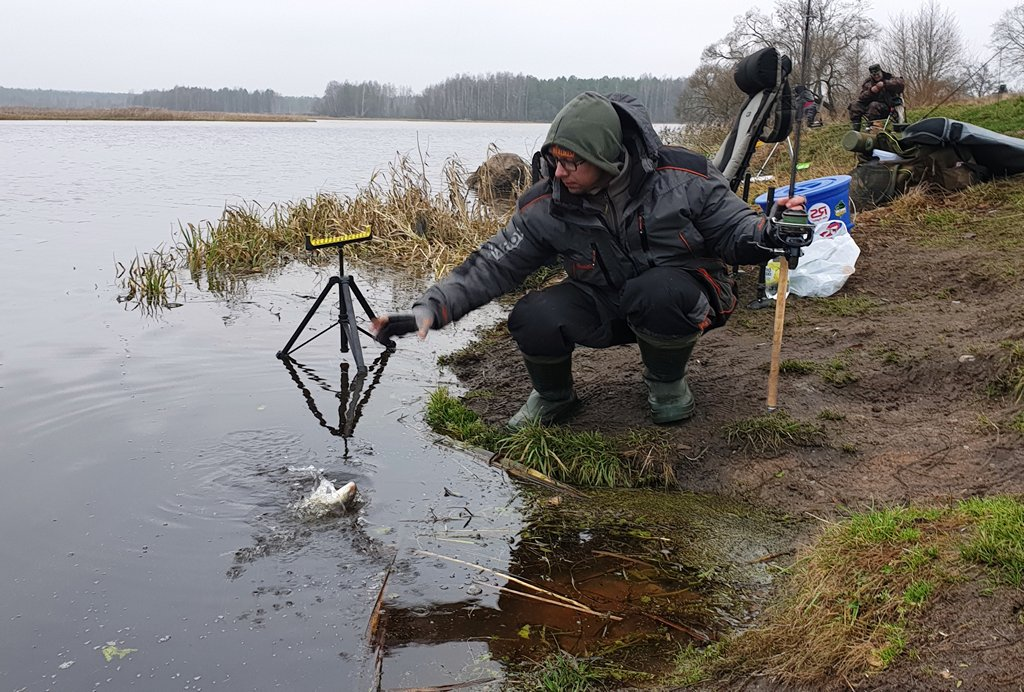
[375, 485, 800, 685]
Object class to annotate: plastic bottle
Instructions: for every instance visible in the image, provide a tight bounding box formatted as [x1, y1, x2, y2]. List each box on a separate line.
[764, 258, 790, 300]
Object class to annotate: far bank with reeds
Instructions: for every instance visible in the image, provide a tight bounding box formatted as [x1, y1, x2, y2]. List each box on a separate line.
[0, 106, 313, 121]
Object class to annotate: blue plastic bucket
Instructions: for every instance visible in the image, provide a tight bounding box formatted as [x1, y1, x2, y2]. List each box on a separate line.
[754, 174, 854, 232]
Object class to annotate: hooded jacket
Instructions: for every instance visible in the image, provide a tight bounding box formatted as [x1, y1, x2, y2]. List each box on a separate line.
[857, 71, 905, 105]
[413, 93, 777, 332]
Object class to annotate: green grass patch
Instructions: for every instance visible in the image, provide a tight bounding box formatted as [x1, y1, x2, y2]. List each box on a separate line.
[779, 359, 818, 375]
[115, 248, 181, 309]
[425, 388, 675, 487]
[958, 496, 1024, 587]
[870, 346, 910, 367]
[865, 177, 1024, 254]
[917, 95, 1024, 135]
[722, 411, 825, 454]
[699, 497, 1024, 686]
[511, 648, 655, 691]
[671, 641, 726, 686]
[821, 355, 859, 387]
[424, 388, 501, 449]
[817, 408, 846, 421]
[777, 356, 858, 387]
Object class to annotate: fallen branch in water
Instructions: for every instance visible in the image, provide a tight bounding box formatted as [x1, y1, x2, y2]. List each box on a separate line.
[416, 549, 621, 621]
[474, 580, 623, 621]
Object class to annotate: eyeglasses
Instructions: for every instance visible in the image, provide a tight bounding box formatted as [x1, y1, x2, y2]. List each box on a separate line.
[548, 154, 585, 173]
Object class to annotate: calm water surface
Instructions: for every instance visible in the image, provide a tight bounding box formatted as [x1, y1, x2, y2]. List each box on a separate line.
[1, 119, 551, 691]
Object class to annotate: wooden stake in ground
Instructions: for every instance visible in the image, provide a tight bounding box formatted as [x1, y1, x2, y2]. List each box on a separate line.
[767, 258, 790, 411]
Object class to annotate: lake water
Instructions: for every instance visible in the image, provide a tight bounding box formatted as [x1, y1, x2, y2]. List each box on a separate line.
[1, 119, 557, 691]
[0, 118, 777, 691]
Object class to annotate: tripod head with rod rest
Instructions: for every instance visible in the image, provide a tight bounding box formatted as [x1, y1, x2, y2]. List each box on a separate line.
[276, 226, 395, 373]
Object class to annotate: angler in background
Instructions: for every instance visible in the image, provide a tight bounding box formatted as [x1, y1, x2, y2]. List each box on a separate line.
[848, 64, 905, 131]
[795, 84, 823, 128]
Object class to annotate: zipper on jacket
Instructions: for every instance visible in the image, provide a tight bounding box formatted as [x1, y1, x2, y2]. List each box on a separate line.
[637, 208, 650, 252]
[590, 242, 615, 287]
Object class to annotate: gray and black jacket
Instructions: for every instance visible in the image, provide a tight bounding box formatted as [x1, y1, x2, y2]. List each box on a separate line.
[414, 93, 777, 332]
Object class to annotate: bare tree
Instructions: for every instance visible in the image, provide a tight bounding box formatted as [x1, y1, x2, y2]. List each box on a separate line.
[683, 0, 877, 123]
[772, 0, 878, 114]
[677, 62, 747, 125]
[956, 54, 1002, 97]
[991, 3, 1024, 86]
[883, 0, 964, 104]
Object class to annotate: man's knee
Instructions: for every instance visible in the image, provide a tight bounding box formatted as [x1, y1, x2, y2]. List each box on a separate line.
[621, 270, 709, 338]
[866, 103, 889, 119]
[508, 290, 581, 357]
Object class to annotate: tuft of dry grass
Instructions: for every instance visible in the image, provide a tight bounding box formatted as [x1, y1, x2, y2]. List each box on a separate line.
[115, 248, 182, 310]
[710, 497, 1024, 686]
[861, 178, 1024, 255]
[720, 507, 955, 684]
[119, 151, 523, 307]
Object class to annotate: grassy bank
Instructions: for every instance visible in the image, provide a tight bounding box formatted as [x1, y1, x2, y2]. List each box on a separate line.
[673, 497, 1024, 687]
[1, 106, 312, 121]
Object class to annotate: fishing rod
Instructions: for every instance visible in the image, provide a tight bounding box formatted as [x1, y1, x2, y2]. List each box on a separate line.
[766, 0, 816, 412]
[920, 48, 1005, 121]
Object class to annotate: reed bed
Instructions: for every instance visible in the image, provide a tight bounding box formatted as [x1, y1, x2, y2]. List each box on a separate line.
[118, 150, 527, 306]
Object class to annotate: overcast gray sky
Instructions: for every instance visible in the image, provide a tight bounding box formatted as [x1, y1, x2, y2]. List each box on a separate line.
[1, 0, 1013, 96]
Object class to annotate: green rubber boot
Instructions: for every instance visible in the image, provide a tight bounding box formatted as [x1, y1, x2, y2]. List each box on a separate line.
[507, 354, 580, 429]
[637, 333, 699, 424]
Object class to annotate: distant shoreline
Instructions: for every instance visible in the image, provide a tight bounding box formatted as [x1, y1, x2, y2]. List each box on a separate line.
[0, 107, 314, 122]
[0, 107, 683, 128]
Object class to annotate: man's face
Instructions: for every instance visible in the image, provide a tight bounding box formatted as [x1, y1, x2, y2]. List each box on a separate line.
[870, 69, 883, 82]
[551, 153, 605, 194]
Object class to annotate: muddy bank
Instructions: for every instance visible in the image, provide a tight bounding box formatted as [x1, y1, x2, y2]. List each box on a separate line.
[442, 181, 1024, 688]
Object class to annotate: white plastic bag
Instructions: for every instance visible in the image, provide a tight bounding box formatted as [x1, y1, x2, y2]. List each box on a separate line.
[766, 220, 861, 298]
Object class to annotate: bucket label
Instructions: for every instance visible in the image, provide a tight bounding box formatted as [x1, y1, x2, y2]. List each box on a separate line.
[816, 219, 848, 239]
[835, 201, 847, 217]
[808, 202, 832, 224]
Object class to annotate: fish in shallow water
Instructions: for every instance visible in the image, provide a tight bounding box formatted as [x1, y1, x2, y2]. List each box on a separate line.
[297, 479, 358, 516]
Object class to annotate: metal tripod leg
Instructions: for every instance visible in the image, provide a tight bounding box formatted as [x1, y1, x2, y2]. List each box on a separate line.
[747, 262, 775, 310]
[277, 276, 341, 358]
[338, 279, 366, 373]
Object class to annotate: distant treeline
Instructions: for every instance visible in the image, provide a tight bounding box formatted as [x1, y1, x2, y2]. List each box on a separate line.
[319, 74, 687, 122]
[3, 74, 688, 122]
[0, 87, 132, 109]
[0, 86, 316, 115]
[131, 87, 316, 114]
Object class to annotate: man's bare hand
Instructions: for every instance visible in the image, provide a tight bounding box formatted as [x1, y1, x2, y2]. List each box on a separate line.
[775, 195, 807, 213]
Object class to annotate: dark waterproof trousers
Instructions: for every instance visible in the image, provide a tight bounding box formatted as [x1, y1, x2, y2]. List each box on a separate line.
[508, 267, 713, 358]
[848, 99, 891, 124]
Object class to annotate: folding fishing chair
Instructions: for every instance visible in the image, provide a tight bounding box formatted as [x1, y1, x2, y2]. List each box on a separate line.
[710, 46, 796, 308]
[712, 46, 794, 194]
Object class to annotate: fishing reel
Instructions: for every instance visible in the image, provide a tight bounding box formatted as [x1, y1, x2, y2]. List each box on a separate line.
[767, 208, 815, 268]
